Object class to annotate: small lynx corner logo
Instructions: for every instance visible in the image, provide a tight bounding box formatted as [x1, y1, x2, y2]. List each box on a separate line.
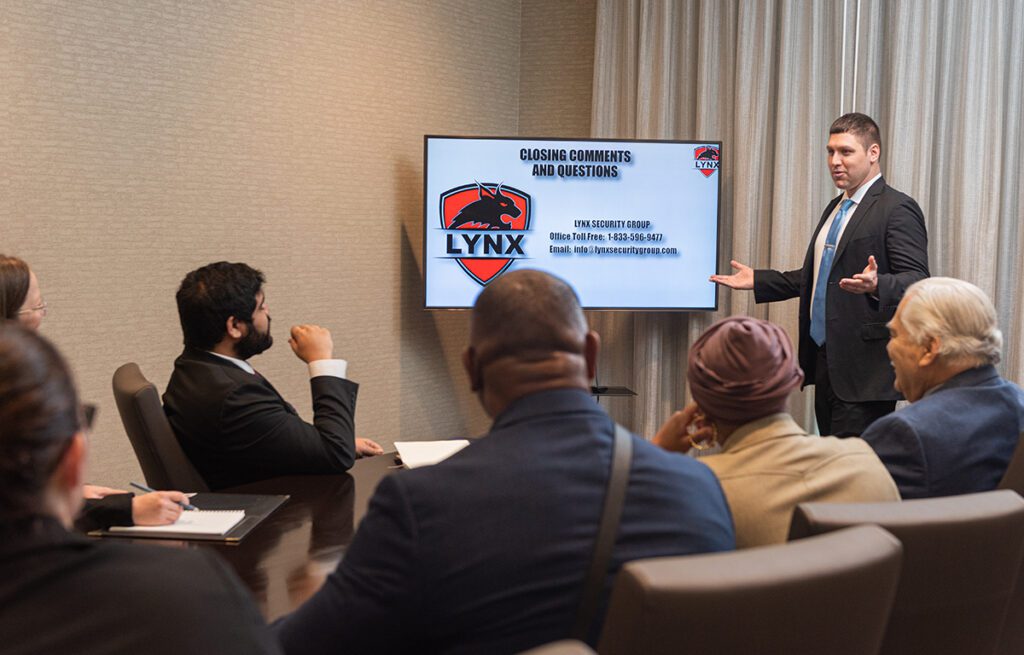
[440, 182, 531, 286]
[694, 145, 720, 178]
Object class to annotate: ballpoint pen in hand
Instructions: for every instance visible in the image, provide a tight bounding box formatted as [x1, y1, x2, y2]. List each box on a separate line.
[130, 482, 198, 511]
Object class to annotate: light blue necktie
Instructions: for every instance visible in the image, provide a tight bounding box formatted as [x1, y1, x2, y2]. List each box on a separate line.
[810, 198, 855, 346]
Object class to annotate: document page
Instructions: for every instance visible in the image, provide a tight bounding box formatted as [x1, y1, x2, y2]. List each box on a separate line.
[108, 510, 245, 536]
[394, 440, 471, 468]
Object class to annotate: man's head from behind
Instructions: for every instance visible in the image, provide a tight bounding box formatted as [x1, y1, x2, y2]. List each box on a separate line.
[887, 277, 1002, 402]
[463, 269, 598, 417]
[0, 324, 86, 526]
[176, 262, 272, 359]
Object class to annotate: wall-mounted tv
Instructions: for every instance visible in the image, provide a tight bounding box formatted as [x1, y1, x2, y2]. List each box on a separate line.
[423, 136, 721, 310]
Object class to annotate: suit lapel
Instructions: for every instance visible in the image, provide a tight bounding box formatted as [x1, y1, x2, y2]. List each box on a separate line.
[833, 177, 885, 265]
[802, 194, 844, 274]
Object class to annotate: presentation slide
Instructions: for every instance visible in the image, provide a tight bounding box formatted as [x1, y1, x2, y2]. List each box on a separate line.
[423, 136, 721, 310]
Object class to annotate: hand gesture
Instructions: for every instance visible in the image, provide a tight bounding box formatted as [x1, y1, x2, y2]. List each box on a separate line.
[839, 255, 879, 294]
[653, 403, 714, 454]
[289, 324, 334, 363]
[132, 491, 188, 526]
[709, 260, 754, 290]
[356, 438, 384, 457]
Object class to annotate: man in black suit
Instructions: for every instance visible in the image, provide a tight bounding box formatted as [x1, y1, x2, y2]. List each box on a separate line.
[273, 270, 735, 655]
[0, 324, 282, 655]
[712, 113, 929, 436]
[163, 262, 382, 490]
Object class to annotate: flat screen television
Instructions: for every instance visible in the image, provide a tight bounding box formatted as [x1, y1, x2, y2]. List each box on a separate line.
[423, 136, 721, 310]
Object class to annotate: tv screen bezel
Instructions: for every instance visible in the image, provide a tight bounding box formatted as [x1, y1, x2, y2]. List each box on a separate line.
[422, 134, 722, 312]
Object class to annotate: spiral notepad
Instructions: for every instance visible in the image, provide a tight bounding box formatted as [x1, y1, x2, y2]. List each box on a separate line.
[108, 509, 245, 536]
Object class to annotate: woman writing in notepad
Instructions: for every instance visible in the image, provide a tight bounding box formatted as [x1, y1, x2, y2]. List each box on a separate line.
[0, 254, 185, 529]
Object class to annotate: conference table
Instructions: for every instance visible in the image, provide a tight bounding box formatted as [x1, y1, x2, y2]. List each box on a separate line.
[183, 454, 397, 621]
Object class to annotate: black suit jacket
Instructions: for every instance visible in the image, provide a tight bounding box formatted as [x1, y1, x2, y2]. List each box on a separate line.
[162, 348, 358, 490]
[274, 389, 735, 655]
[0, 517, 281, 655]
[754, 178, 929, 402]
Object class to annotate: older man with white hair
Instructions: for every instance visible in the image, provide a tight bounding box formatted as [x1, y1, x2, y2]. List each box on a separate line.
[861, 277, 1024, 498]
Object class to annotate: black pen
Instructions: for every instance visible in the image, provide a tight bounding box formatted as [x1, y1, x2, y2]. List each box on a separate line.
[130, 482, 198, 511]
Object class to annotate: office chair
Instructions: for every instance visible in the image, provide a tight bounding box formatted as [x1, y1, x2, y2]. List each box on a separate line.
[598, 525, 902, 655]
[790, 489, 1024, 655]
[112, 362, 208, 492]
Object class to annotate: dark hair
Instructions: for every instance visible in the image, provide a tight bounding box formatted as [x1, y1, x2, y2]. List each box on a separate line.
[175, 262, 265, 350]
[830, 113, 882, 153]
[0, 324, 81, 521]
[0, 254, 32, 320]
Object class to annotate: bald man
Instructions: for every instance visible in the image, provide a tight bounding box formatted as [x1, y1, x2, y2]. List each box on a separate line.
[274, 270, 734, 655]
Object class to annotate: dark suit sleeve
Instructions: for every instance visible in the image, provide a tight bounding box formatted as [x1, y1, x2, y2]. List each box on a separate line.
[274, 474, 418, 654]
[753, 268, 803, 304]
[73, 493, 133, 532]
[860, 415, 929, 499]
[220, 376, 358, 475]
[875, 196, 929, 309]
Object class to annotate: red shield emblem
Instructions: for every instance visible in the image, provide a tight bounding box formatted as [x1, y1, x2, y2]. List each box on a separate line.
[694, 145, 720, 178]
[440, 182, 531, 286]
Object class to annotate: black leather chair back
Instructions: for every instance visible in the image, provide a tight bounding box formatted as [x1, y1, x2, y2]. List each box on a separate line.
[112, 362, 208, 491]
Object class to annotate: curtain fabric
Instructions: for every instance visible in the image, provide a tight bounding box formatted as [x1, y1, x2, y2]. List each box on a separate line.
[589, 0, 1023, 439]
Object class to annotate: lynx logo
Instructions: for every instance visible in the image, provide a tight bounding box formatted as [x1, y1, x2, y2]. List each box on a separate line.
[440, 182, 531, 286]
[694, 145, 720, 178]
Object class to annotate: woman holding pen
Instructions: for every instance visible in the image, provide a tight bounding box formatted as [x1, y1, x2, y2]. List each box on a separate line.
[0, 253, 186, 529]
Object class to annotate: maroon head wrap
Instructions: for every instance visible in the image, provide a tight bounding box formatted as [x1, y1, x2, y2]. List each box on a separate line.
[687, 317, 804, 424]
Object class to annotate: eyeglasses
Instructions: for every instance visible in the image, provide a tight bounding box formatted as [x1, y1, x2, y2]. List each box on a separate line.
[17, 301, 48, 317]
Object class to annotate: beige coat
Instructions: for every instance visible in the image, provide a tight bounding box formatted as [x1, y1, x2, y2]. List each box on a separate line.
[698, 413, 899, 548]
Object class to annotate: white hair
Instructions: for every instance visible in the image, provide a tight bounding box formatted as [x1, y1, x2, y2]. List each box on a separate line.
[897, 277, 1002, 366]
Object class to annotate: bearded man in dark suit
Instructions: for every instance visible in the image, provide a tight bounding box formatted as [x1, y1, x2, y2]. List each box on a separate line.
[163, 261, 382, 490]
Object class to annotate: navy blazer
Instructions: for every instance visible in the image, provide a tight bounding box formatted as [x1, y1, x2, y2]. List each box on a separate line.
[163, 347, 358, 489]
[754, 178, 929, 402]
[0, 517, 281, 655]
[274, 388, 735, 655]
[860, 365, 1024, 498]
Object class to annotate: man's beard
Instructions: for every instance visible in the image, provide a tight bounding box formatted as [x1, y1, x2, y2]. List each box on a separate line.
[236, 318, 273, 360]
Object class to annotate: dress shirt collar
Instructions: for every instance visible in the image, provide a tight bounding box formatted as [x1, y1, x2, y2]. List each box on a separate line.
[207, 350, 256, 375]
[843, 172, 882, 204]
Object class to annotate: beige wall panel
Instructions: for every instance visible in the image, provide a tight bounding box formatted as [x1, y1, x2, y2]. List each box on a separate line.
[3, 0, 526, 485]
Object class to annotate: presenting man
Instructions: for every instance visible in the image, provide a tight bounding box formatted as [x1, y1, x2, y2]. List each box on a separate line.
[273, 270, 735, 654]
[712, 113, 929, 436]
[861, 277, 1024, 498]
[163, 261, 382, 490]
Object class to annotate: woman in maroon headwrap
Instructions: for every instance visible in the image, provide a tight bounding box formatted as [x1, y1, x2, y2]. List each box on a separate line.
[654, 316, 899, 547]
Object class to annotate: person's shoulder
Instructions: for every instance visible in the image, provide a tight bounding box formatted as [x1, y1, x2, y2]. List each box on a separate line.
[813, 434, 887, 460]
[632, 434, 718, 482]
[875, 180, 923, 211]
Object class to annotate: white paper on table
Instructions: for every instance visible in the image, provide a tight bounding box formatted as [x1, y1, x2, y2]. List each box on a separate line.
[394, 440, 471, 468]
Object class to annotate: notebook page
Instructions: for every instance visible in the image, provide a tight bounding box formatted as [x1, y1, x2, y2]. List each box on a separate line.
[394, 440, 471, 468]
[108, 510, 245, 535]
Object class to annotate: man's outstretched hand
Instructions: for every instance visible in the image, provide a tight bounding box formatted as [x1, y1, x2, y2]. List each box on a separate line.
[709, 260, 754, 290]
[839, 255, 879, 294]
